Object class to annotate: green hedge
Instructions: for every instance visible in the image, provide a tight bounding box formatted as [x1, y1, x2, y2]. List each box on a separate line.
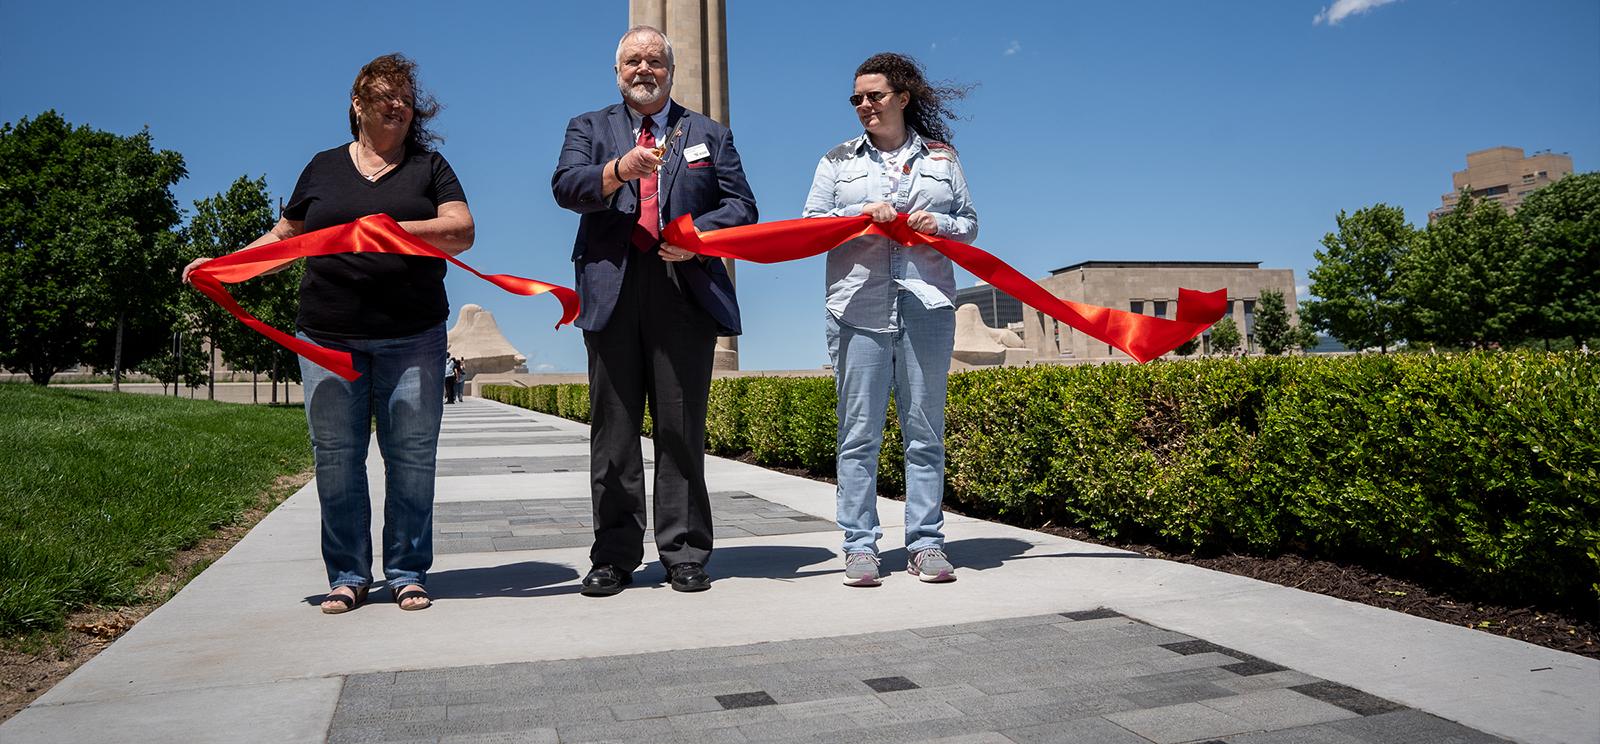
[484, 352, 1600, 609]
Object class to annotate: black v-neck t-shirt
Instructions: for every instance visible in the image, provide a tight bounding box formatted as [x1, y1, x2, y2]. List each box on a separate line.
[283, 144, 467, 339]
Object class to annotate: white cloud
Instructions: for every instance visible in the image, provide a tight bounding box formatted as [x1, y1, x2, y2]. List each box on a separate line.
[1003, 41, 1021, 56]
[535, 363, 555, 371]
[1313, 0, 1399, 25]
[1296, 284, 1310, 298]
[930, 42, 938, 51]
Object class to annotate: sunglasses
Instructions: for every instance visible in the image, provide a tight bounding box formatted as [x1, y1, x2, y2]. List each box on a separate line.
[849, 90, 898, 107]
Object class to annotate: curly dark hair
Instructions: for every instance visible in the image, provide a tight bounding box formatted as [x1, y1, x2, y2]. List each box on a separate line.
[855, 52, 973, 144]
[347, 53, 442, 153]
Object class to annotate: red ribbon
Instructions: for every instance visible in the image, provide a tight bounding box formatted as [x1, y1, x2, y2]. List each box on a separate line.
[188, 213, 579, 382]
[665, 214, 1226, 364]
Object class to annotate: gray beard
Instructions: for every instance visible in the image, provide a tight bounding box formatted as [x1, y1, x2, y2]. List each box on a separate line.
[620, 78, 669, 107]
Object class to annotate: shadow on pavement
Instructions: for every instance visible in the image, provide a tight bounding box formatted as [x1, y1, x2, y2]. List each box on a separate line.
[427, 561, 582, 599]
[879, 536, 1149, 572]
[634, 544, 839, 586]
[303, 561, 582, 604]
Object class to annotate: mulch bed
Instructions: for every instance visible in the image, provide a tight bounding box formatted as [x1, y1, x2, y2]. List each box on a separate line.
[742, 454, 1599, 660]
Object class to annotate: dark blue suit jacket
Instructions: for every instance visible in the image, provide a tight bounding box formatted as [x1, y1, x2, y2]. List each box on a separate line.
[552, 101, 758, 335]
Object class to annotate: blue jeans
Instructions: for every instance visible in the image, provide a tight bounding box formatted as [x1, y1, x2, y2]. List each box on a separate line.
[826, 293, 955, 555]
[298, 324, 445, 590]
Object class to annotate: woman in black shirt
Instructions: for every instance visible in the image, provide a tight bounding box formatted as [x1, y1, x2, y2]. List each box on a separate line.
[185, 53, 472, 613]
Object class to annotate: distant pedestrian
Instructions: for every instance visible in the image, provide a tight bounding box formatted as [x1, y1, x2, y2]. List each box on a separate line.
[183, 53, 473, 613]
[451, 356, 465, 401]
[802, 52, 976, 587]
[444, 356, 458, 404]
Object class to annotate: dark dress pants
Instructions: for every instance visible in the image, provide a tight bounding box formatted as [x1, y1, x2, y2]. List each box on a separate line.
[583, 249, 718, 573]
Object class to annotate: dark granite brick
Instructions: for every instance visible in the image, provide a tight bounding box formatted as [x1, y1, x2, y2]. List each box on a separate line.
[1059, 608, 1123, 621]
[714, 691, 778, 709]
[1292, 680, 1411, 716]
[1223, 659, 1292, 676]
[862, 676, 920, 693]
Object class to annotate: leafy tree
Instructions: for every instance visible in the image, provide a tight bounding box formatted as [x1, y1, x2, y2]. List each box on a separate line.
[1516, 172, 1599, 347]
[1174, 337, 1200, 357]
[82, 229, 186, 386]
[82, 130, 185, 389]
[0, 111, 185, 386]
[1399, 191, 1529, 349]
[135, 329, 207, 394]
[1293, 325, 1320, 353]
[180, 176, 279, 399]
[183, 176, 304, 401]
[1209, 317, 1241, 355]
[1254, 288, 1296, 355]
[1300, 205, 1412, 353]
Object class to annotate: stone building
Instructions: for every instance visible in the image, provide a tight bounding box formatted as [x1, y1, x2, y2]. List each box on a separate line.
[1429, 146, 1573, 222]
[1011, 261, 1297, 360]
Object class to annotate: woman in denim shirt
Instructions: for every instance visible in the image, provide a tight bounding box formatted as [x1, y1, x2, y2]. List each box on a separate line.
[802, 53, 977, 587]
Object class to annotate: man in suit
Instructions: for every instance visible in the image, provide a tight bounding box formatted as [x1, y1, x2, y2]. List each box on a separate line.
[552, 25, 757, 596]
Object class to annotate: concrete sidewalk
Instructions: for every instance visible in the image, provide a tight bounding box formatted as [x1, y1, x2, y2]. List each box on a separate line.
[5, 398, 1595, 743]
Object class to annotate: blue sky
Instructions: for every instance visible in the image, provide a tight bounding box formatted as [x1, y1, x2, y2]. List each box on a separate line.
[3, 1, 1596, 372]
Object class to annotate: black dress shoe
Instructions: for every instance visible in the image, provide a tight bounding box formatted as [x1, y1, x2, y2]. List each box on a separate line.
[668, 562, 711, 592]
[581, 564, 632, 596]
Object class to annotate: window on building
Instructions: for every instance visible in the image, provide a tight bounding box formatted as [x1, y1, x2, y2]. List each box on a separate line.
[1129, 300, 1144, 315]
[1153, 300, 1168, 319]
[1243, 300, 1256, 334]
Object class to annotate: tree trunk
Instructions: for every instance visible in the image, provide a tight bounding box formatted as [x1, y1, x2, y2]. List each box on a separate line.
[207, 336, 216, 400]
[270, 360, 280, 405]
[252, 370, 259, 404]
[112, 311, 125, 393]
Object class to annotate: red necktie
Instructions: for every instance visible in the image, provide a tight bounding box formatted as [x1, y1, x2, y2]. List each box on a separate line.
[632, 116, 659, 251]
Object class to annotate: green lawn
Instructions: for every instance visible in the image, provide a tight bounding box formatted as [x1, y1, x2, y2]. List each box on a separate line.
[0, 383, 312, 635]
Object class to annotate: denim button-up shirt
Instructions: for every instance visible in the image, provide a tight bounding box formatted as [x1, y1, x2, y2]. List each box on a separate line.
[803, 130, 978, 333]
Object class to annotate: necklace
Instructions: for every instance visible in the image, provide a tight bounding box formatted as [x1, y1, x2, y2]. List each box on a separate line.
[355, 141, 401, 181]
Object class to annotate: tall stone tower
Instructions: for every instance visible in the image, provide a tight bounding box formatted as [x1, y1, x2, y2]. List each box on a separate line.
[629, 0, 739, 371]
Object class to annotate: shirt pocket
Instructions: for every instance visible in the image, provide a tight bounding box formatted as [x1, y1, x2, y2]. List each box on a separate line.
[912, 160, 957, 213]
[832, 172, 868, 207]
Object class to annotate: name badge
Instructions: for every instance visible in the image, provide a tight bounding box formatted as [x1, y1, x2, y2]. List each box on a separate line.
[683, 143, 711, 162]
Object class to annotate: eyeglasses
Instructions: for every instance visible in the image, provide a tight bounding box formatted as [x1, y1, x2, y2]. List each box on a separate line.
[849, 90, 898, 107]
[621, 59, 668, 71]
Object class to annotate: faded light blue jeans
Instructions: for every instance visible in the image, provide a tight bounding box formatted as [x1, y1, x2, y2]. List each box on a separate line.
[298, 324, 445, 591]
[826, 292, 955, 556]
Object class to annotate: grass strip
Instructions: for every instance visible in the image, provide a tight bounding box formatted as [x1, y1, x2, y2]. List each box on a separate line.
[0, 383, 311, 635]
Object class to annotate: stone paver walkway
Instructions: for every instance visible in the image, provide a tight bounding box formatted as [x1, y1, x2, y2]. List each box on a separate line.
[325, 609, 1509, 744]
[4, 398, 1595, 743]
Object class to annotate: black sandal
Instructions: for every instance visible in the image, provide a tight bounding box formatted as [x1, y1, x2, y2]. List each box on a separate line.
[394, 584, 432, 611]
[321, 585, 369, 615]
